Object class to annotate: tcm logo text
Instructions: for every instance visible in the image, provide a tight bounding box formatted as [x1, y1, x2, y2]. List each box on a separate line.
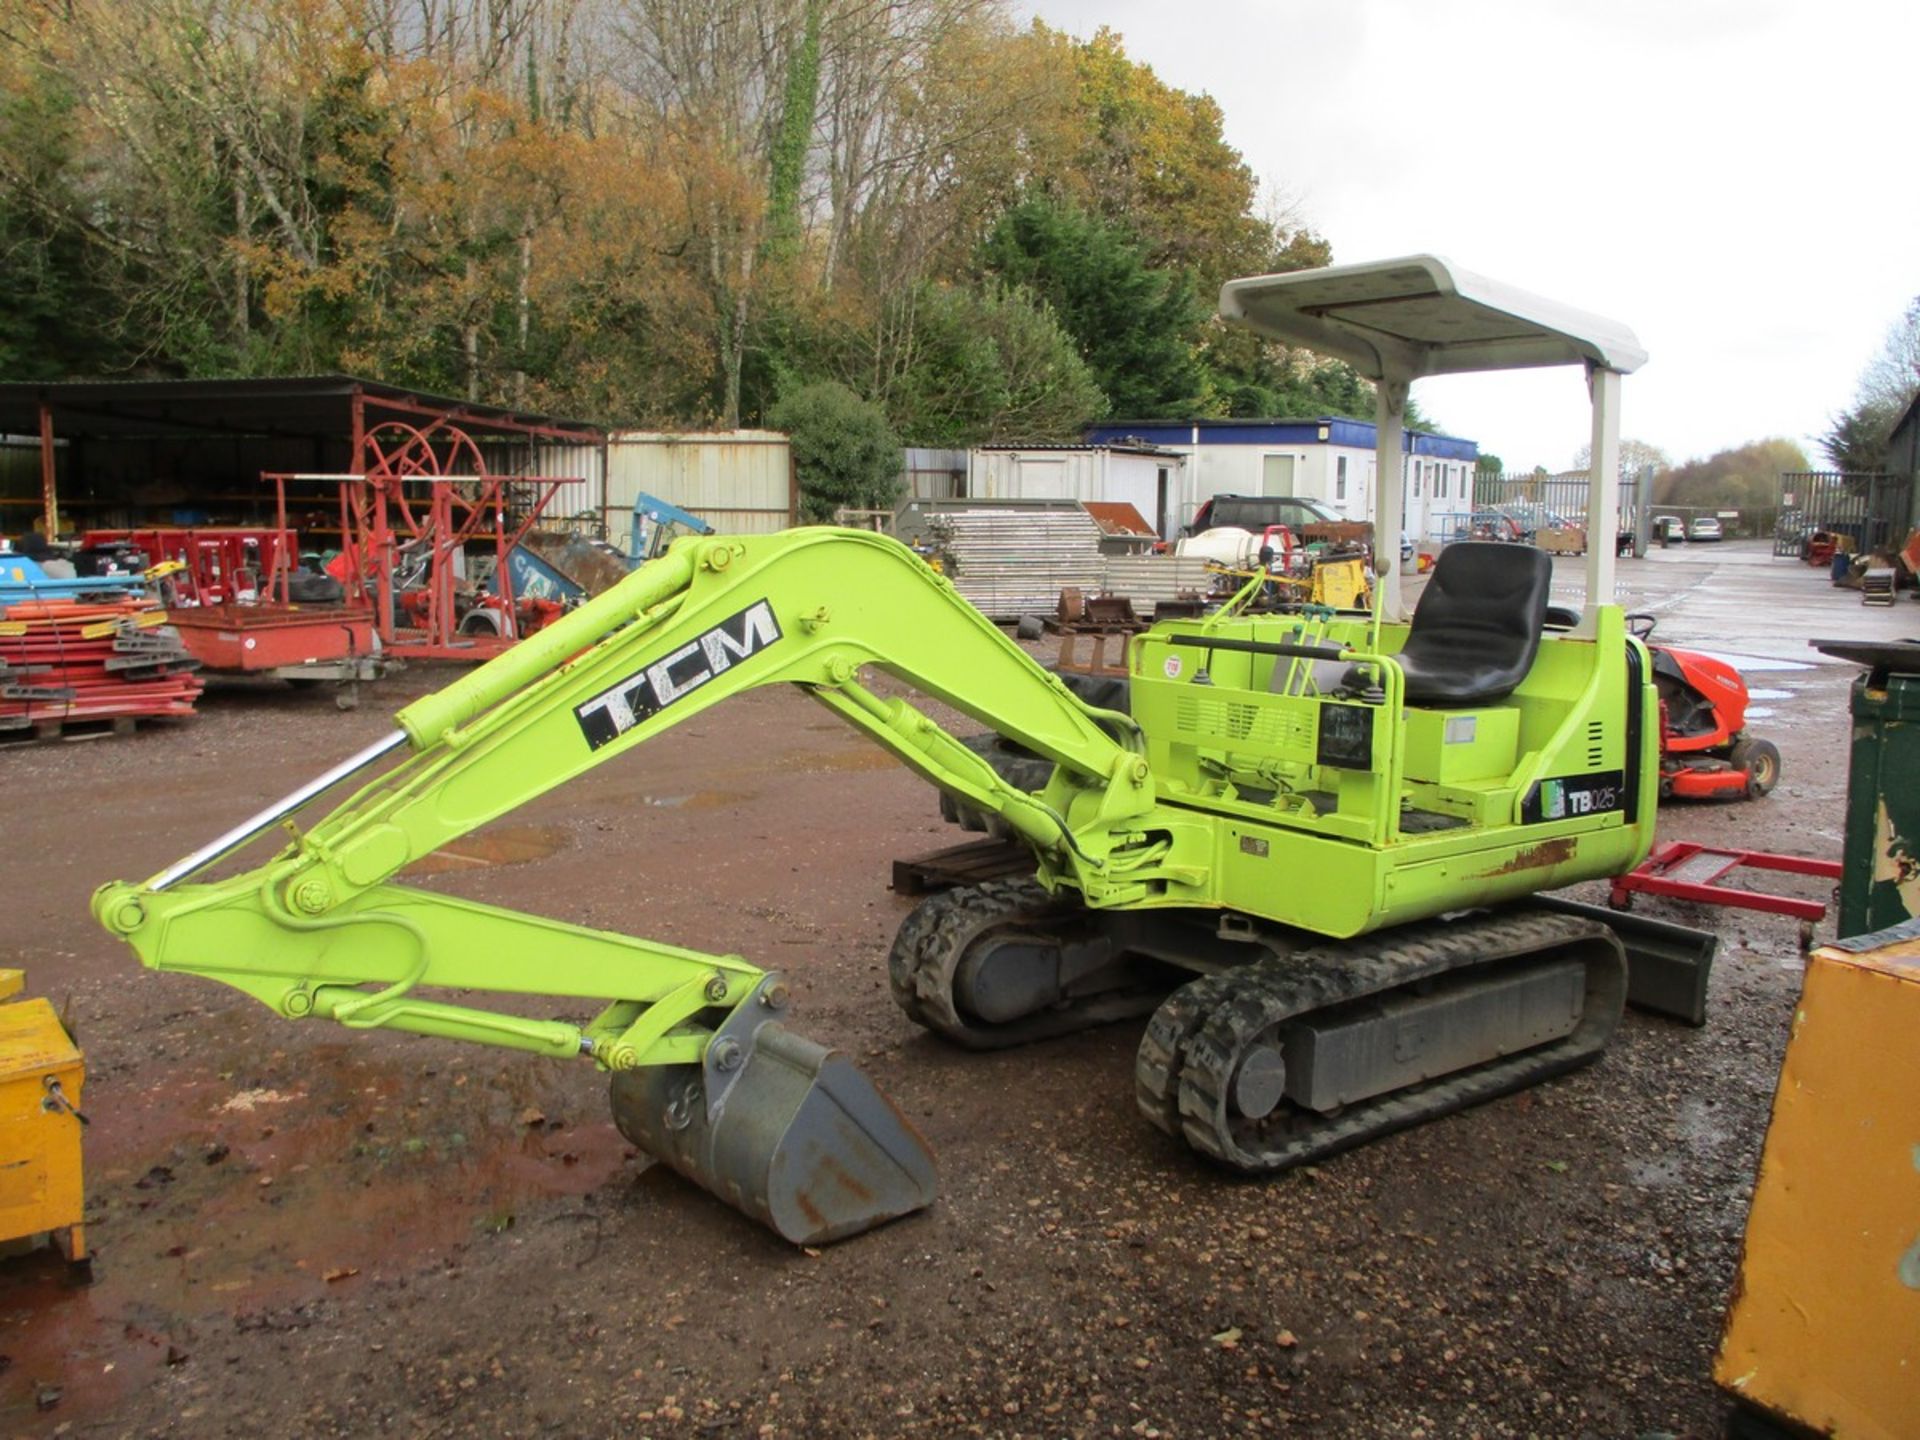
[574, 599, 782, 749]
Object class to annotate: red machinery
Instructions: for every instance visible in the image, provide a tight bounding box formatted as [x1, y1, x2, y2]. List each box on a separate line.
[1630, 614, 1782, 801]
[114, 488, 380, 684]
[79, 527, 295, 606]
[165, 602, 377, 679]
[310, 420, 582, 662]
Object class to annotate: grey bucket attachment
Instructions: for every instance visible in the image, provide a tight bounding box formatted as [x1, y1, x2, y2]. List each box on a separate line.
[609, 1022, 937, 1245]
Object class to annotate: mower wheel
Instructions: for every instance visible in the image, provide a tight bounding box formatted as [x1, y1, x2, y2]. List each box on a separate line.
[1730, 736, 1781, 797]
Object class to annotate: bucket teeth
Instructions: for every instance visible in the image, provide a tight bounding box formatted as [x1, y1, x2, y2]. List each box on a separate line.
[610, 1022, 937, 1246]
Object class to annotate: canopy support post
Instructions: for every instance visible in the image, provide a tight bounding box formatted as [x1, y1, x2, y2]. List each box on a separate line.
[1579, 365, 1622, 636]
[1373, 379, 1409, 621]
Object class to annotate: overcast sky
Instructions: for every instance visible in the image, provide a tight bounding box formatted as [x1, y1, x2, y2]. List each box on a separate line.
[1018, 0, 1917, 472]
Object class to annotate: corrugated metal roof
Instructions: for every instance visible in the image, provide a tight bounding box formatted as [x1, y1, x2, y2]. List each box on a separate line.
[0, 374, 605, 443]
[976, 442, 1185, 459]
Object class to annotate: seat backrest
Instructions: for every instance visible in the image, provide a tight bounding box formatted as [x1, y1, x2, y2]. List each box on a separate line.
[1397, 542, 1551, 706]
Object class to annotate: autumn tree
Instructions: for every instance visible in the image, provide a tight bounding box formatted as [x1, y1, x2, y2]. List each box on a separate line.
[0, 0, 1325, 443]
[1035, 24, 1274, 284]
[1656, 438, 1809, 525]
[1571, 438, 1671, 476]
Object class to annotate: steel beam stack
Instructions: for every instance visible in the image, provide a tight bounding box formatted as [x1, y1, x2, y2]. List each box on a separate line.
[0, 597, 203, 735]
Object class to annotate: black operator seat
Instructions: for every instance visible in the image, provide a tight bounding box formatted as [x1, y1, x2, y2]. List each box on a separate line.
[1375, 541, 1552, 707]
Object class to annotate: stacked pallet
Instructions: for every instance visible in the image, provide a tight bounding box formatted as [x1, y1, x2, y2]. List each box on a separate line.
[0, 598, 203, 737]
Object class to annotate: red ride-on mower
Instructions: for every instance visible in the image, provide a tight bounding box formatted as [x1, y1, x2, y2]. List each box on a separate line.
[1628, 612, 1781, 801]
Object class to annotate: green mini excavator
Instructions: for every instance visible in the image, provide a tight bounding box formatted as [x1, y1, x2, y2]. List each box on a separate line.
[94, 258, 1715, 1244]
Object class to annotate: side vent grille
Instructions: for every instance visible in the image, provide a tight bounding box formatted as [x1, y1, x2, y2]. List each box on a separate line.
[1174, 695, 1312, 750]
[1586, 720, 1605, 768]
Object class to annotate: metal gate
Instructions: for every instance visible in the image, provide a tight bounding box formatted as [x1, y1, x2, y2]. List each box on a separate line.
[1774, 472, 1913, 558]
[1461, 469, 1636, 546]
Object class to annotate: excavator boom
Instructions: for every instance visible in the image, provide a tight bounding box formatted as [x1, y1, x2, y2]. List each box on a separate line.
[93, 529, 1153, 1243]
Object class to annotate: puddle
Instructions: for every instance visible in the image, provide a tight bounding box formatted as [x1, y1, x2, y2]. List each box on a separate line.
[405, 823, 569, 876]
[1744, 687, 1793, 701]
[0, 1046, 632, 1428]
[1746, 707, 1775, 720]
[641, 789, 749, 810]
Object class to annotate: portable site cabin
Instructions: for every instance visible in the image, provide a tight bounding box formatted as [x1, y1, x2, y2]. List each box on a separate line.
[964, 444, 1187, 539]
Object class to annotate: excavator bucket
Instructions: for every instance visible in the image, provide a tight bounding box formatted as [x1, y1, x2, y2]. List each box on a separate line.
[609, 1023, 936, 1245]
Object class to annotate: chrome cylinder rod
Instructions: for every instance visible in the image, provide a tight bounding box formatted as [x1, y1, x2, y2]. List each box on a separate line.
[146, 729, 410, 893]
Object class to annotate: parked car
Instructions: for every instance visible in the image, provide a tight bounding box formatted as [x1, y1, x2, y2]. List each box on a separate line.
[1493, 503, 1573, 540]
[1653, 515, 1686, 543]
[1448, 510, 1525, 544]
[1688, 516, 1724, 542]
[1188, 494, 1346, 535]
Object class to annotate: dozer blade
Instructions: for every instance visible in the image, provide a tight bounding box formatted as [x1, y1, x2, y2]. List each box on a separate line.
[609, 1023, 936, 1245]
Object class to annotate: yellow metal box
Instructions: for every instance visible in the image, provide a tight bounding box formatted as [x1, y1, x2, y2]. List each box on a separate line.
[1401, 705, 1518, 785]
[0, 983, 87, 1265]
[1714, 923, 1920, 1436]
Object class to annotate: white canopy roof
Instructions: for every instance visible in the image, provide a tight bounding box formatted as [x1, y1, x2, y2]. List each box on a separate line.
[1219, 255, 1646, 381]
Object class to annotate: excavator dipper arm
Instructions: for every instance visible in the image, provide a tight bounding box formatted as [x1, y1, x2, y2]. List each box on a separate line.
[92, 529, 1155, 1243]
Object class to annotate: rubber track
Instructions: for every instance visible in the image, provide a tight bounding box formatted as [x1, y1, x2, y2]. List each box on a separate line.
[886, 879, 1164, 1050]
[1158, 908, 1627, 1172]
[1133, 971, 1244, 1137]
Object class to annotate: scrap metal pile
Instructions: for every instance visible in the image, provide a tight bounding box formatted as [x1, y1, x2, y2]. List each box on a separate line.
[0, 562, 202, 735]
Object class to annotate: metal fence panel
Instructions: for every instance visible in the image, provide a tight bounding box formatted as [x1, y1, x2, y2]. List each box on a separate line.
[1100, 555, 1215, 605]
[1774, 472, 1913, 558]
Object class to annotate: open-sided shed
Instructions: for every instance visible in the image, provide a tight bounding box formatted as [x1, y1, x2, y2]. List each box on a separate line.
[0, 375, 605, 542]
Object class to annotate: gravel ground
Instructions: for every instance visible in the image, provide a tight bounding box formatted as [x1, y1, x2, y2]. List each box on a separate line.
[0, 540, 1911, 1439]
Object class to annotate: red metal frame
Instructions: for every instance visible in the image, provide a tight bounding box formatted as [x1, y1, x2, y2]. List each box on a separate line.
[37, 402, 56, 540]
[81, 527, 295, 606]
[269, 419, 581, 663]
[1611, 841, 1842, 922]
